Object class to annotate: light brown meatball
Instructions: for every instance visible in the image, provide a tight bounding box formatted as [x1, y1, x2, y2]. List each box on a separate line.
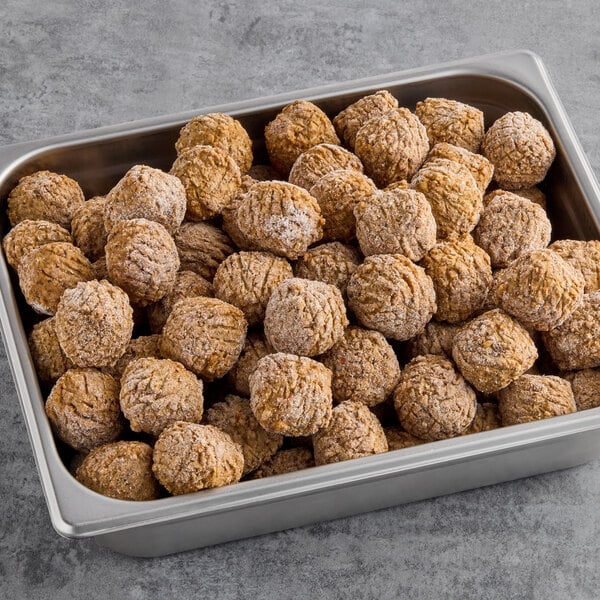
[213, 251, 293, 325]
[119, 357, 204, 436]
[70, 196, 108, 261]
[3, 219, 72, 270]
[422, 235, 492, 323]
[7, 170, 85, 229]
[347, 254, 436, 341]
[250, 447, 315, 479]
[462, 402, 501, 435]
[105, 218, 179, 306]
[309, 169, 377, 243]
[426, 142, 493, 192]
[249, 353, 333, 436]
[452, 309, 538, 394]
[264, 278, 348, 357]
[384, 427, 425, 451]
[45, 368, 123, 451]
[147, 270, 213, 334]
[175, 112, 253, 173]
[474, 195, 551, 268]
[28, 317, 74, 384]
[264, 100, 340, 176]
[294, 242, 360, 298]
[394, 355, 477, 441]
[355, 188, 436, 260]
[92, 256, 108, 280]
[159, 296, 247, 380]
[76, 441, 160, 501]
[415, 98, 485, 153]
[333, 90, 399, 150]
[289, 143, 363, 191]
[321, 326, 401, 407]
[102, 334, 162, 380]
[492, 249, 585, 331]
[542, 291, 600, 370]
[104, 166, 186, 234]
[173, 221, 235, 281]
[54, 279, 133, 368]
[498, 375, 576, 425]
[563, 369, 600, 411]
[313, 401, 387, 465]
[483, 188, 547, 209]
[227, 332, 274, 397]
[406, 321, 460, 360]
[17, 242, 94, 315]
[481, 112, 556, 190]
[206, 394, 283, 475]
[170, 145, 242, 221]
[549, 239, 600, 292]
[354, 108, 429, 187]
[383, 180, 409, 192]
[236, 181, 324, 259]
[410, 158, 483, 239]
[152, 422, 244, 495]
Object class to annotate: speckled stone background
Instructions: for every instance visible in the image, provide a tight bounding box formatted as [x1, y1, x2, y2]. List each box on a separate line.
[1, 1, 600, 598]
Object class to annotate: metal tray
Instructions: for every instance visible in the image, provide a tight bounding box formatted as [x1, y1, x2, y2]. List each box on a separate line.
[2, 50, 600, 557]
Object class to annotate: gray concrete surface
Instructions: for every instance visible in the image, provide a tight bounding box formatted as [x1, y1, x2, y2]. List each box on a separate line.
[1, 1, 600, 598]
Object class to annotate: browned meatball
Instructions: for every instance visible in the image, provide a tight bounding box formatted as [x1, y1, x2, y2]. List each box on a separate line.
[102, 334, 162, 381]
[384, 427, 424, 451]
[462, 402, 501, 435]
[549, 239, 600, 292]
[28, 317, 74, 384]
[71, 197, 108, 261]
[405, 321, 460, 360]
[563, 369, 600, 411]
[227, 332, 274, 397]
[250, 447, 315, 479]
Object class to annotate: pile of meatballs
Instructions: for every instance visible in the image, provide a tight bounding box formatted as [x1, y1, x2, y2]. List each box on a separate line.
[4, 90, 600, 502]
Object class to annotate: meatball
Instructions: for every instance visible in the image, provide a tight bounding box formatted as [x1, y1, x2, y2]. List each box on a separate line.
[264, 278, 348, 357]
[384, 427, 424, 451]
[70, 196, 108, 261]
[549, 239, 600, 292]
[250, 447, 315, 479]
[452, 309, 538, 394]
[321, 326, 401, 407]
[28, 317, 74, 384]
[7, 170, 84, 229]
[354, 107, 429, 187]
[45, 368, 123, 451]
[563, 369, 600, 411]
[462, 402, 501, 435]
[405, 321, 460, 360]
[393, 355, 477, 441]
[481, 111, 556, 190]
[102, 334, 162, 380]
[76, 441, 160, 501]
[347, 254, 436, 341]
[227, 332, 274, 397]
[249, 353, 333, 437]
[152, 422, 244, 495]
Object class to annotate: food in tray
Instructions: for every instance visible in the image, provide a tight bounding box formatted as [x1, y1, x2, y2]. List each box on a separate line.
[3, 92, 598, 501]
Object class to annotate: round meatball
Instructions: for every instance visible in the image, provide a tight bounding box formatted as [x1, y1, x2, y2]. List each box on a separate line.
[498, 375, 576, 426]
[313, 401, 388, 466]
[17, 242, 94, 315]
[410, 158, 483, 239]
[321, 326, 401, 407]
[264, 278, 348, 356]
[492, 249, 585, 331]
[152, 422, 244, 495]
[406, 321, 460, 360]
[71, 196, 108, 261]
[159, 296, 247, 380]
[206, 395, 283, 475]
[105, 218, 180, 306]
[481, 112, 556, 190]
[384, 427, 425, 451]
[45, 368, 123, 451]
[170, 145, 242, 221]
[249, 353, 333, 437]
[250, 447, 315, 479]
[175, 112, 253, 173]
[289, 143, 363, 191]
[213, 251, 293, 325]
[227, 332, 274, 397]
[264, 100, 339, 176]
[355, 188, 436, 260]
[347, 254, 436, 341]
[452, 309, 538, 394]
[309, 169, 377, 243]
[28, 317, 74, 384]
[55, 279, 133, 368]
[393, 355, 477, 441]
[3, 219, 72, 270]
[355, 108, 429, 187]
[422, 235, 492, 323]
[549, 239, 600, 292]
[474, 195, 551, 268]
[463, 402, 501, 435]
[415, 98, 485, 153]
[7, 170, 84, 229]
[564, 369, 600, 411]
[104, 165, 186, 234]
[236, 181, 323, 259]
[102, 334, 162, 380]
[76, 441, 160, 501]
